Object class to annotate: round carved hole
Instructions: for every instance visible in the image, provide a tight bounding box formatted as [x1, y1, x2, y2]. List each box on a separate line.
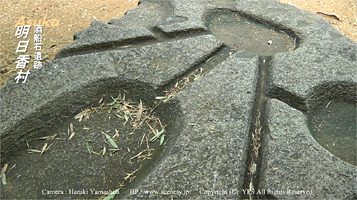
[205, 10, 298, 56]
[1, 90, 180, 199]
[307, 83, 356, 165]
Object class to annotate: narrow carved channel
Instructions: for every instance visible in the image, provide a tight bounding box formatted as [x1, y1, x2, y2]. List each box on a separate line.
[243, 56, 272, 199]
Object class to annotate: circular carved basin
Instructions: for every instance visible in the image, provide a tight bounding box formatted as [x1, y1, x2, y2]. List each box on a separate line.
[205, 10, 298, 56]
[308, 100, 356, 165]
[1, 82, 181, 199]
[307, 82, 356, 165]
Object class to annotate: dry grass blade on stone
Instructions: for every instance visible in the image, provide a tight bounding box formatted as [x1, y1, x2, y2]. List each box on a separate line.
[102, 131, 118, 149]
[98, 96, 104, 104]
[40, 143, 48, 155]
[102, 188, 120, 200]
[137, 100, 143, 121]
[150, 128, 165, 142]
[27, 133, 61, 155]
[124, 164, 142, 181]
[1, 164, 8, 185]
[113, 128, 120, 138]
[59, 92, 169, 198]
[160, 134, 165, 145]
[85, 142, 91, 154]
[74, 108, 91, 122]
[68, 132, 76, 140]
[156, 68, 206, 103]
[28, 149, 42, 153]
[247, 110, 264, 200]
[37, 133, 63, 141]
[130, 148, 153, 161]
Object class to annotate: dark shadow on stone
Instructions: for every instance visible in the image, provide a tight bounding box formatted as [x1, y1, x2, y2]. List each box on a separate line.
[55, 21, 157, 59]
[153, 24, 207, 38]
[266, 86, 308, 112]
[55, 37, 156, 59]
[306, 81, 356, 111]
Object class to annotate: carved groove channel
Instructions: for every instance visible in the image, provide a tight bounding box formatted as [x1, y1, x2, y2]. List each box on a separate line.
[205, 9, 300, 199]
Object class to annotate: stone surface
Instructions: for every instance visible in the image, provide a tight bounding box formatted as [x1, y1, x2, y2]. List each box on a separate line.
[0, 35, 222, 159]
[110, 35, 223, 87]
[120, 52, 258, 199]
[155, 0, 208, 35]
[108, 0, 173, 28]
[56, 20, 157, 59]
[267, 41, 357, 111]
[260, 99, 356, 200]
[1, 0, 356, 199]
